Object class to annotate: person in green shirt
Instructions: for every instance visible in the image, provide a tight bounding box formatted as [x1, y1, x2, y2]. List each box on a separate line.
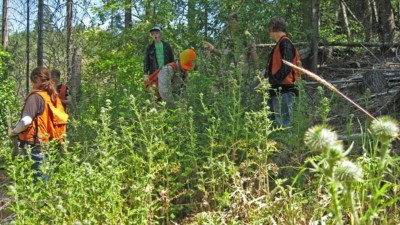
[144, 26, 174, 82]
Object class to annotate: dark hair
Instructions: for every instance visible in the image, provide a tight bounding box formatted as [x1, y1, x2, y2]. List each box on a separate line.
[30, 67, 58, 103]
[268, 16, 287, 33]
[51, 69, 61, 79]
[229, 12, 239, 20]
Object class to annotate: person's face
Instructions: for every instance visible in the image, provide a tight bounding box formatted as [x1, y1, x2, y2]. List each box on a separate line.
[31, 78, 42, 90]
[228, 18, 237, 30]
[150, 30, 161, 42]
[52, 76, 60, 85]
[268, 27, 278, 42]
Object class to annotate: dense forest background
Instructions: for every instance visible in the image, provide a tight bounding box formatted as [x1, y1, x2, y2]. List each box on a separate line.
[0, 0, 399, 224]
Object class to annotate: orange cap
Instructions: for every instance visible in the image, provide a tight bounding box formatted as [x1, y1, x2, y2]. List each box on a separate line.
[179, 49, 196, 70]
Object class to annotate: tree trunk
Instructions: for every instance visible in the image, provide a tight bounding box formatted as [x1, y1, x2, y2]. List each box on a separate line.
[144, 0, 151, 20]
[37, 0, 44, 67]
[26, 0, 30, 93]
[340, 0, 352, 42]
[124, 0, 132, 29]
[371, 0, 379, 31]
[362, 0, 373, 42]
[187, 0, 195, 46]
[2, 0, 8, 50]
[66, 0, 73, 78]
[375, 0, 396, 53]
[311, 0, 320, 72]
[68, 47, 82, 113]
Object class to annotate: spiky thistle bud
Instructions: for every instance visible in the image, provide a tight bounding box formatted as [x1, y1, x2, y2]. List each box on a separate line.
[370, 116, 399, 144]
[334, 160, 363, 183]
[304, 125, 338, 153]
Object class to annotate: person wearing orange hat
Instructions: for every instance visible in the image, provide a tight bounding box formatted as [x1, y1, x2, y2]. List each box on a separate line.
[145, 49, 196, 107]
[144, 26, 174, 82]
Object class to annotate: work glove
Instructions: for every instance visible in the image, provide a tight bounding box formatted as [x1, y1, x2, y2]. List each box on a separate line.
[203, 41, 215, 52]
[8, 127, 17, 137]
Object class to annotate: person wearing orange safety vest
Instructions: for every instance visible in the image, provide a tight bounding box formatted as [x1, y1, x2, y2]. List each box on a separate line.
[9, 67, 68, 182]
[51, 69, 71, 110]
[145, 49, 196, 107]
[265, 16, 302, 127]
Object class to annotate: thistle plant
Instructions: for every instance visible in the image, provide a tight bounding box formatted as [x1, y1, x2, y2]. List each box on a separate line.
[369, 116, 399, 162]
[361, 116, 399, 224]
[334, 160, 363, 224]
[316, 86, 331, 125]
[304, 125, 350, 225]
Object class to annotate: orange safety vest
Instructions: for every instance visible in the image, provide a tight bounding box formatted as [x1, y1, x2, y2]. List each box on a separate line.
[18, 91, 69, 144]
[59, 84, 67, 101]
[267, 36, 303, 85]
[59, 84, 68, 109]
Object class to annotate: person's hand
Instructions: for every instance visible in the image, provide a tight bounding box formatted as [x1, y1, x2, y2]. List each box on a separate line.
[8, 128, 17, 137]
[255, 69, 263, 78]
[203, 41, 214, 52]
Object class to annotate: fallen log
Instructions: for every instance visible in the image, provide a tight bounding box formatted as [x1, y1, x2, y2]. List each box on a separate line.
[305, 73, 400, 85]
[257, 42, 400, 48]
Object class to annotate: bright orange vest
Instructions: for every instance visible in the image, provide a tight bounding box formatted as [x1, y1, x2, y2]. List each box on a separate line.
[18, 91, 68, 144]
[59, 84, 67, 100]
[267, 36, 302, 85]
[59, 84, 67, 109]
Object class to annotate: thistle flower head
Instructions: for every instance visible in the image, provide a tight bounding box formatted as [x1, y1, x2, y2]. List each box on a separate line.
[334, 160, 363, 183]
[370, 116, 399, 144]
[327, 140, 344, 159]
[100, 107, 106, 114]
[304, 125, 338, 153]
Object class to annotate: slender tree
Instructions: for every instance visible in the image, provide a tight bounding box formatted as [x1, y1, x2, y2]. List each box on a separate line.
[67, 0, 73, 77]
[311, 0, 320, 72]
[375, 0, 396, 53]
[340, 0, 352, 41]
[361, 0, 373, 42]
[124, 0, 132, 29]
[37, 0, 44, 66]
[26, 0, 30, 93]
[2, 0, 8, 50]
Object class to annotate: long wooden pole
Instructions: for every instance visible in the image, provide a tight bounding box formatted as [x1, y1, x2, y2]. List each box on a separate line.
[282, 59, 400, 142]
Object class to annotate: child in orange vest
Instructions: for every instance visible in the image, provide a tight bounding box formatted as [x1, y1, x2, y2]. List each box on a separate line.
[146, 49, 196, 107]
[265, 17, 302, 127]
[9, 67, 68, 182]
[51, 69, 71, 110]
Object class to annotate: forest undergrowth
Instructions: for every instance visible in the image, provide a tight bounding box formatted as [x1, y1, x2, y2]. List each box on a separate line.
[0, 48, 399, 225]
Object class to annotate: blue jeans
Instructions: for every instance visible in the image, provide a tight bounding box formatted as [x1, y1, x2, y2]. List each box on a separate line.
[21, 143, 46, 183]
[268, 91, 296, 127]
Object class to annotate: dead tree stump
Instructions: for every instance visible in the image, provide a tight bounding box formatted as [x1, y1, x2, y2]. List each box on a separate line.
[362, 70, 388, 93]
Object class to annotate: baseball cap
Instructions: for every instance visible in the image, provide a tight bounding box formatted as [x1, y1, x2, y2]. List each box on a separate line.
[150, 26, 162, 33]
